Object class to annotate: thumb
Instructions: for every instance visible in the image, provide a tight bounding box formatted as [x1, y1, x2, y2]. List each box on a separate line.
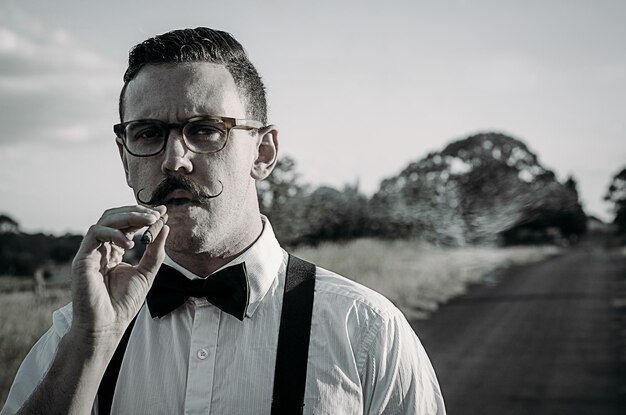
[136, 224, 170, 285]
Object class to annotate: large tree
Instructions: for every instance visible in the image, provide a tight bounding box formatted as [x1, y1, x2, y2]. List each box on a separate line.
[371, 132, 587, 245]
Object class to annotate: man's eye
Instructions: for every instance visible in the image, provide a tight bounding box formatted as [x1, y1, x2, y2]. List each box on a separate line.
[186, 122, 224, 138]
[133, 127, 162, 140]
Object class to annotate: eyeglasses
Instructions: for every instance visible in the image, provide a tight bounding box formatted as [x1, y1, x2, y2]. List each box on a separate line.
[114, 115, 264, 157]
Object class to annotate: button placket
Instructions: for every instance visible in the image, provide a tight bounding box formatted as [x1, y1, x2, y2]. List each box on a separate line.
[184, 301, 220, 414]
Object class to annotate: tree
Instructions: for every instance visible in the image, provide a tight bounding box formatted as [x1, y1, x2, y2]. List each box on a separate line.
[0, 232, 81, 276]
[370, 132, 587, 245]
[256, 156, 309, 245]
[0, 214, 19, 233]
[605, 167, 626, 235]
[370, 172, 465, 245]
[257, 157, 370, 246]
[299, 184, 369, 244]
[257, 156, 305, 213]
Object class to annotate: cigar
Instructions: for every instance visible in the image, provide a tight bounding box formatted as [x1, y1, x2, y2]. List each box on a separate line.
[141, 214, 168, 244]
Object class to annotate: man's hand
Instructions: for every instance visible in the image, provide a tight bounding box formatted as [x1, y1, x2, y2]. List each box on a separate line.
[70, 205, 170, 342]
[14, 205, 170, 415]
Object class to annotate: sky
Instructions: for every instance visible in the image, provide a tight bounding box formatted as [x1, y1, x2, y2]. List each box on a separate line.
[0, 0, 624, 234]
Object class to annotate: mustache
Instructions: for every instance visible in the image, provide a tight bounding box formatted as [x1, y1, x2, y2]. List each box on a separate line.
[136, 176, 223, 206]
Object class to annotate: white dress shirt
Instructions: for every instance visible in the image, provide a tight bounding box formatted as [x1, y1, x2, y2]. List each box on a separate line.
[2, 218, 446, 414]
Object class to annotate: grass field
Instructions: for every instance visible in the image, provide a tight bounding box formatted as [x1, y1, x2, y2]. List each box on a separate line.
[0, 288, 70, 407]
[0, 239, 558, 407]
[294, 238, 559, 319]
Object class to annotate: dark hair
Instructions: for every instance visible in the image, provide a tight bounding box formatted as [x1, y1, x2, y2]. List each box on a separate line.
[119, 27, 267, 124]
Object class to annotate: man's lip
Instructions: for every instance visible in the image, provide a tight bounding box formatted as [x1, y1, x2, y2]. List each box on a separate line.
[164, 190, 195, 203]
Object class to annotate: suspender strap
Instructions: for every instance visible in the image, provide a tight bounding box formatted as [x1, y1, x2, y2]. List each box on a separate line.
[97, 316, 137, 415]
[271, 254, 317, 415]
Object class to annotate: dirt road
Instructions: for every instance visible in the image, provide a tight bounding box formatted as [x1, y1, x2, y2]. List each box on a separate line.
[413, 249, 626, 415]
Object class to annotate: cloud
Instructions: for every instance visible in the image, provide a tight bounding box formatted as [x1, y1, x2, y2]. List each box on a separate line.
[0, 7, 122, 145]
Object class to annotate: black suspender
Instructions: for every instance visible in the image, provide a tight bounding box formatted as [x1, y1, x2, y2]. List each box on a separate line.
[271, 255, 316, 414]
[97, 254, 316, 414]
[97, 316, 137, 415]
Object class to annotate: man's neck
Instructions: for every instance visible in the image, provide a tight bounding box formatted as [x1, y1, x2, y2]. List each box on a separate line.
[165, 216, 264, 276]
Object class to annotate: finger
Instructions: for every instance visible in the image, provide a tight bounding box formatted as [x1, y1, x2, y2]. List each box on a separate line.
[136, 224, 170, 285]
[75, 206, 165, 265]
[100, 204, 165, 218]
[152, 205, 167, 216]
[94, 239, 129, 274]
[98, 242, 110, 272]
[78, 225, 135, 255]
[107, 243, 126, 268]
[141, 213, 168, 244]
[97, 242, 126, 273]
[99, 211, 162, 232]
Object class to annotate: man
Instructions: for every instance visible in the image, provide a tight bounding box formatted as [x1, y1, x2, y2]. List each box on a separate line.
[2, 27, 445, 414]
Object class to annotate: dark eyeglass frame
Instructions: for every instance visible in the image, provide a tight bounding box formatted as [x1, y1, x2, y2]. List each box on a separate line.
[114, 115, 265, 157]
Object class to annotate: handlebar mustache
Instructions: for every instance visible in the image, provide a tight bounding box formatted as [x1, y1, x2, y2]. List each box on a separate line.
[136, 175, 223, 206]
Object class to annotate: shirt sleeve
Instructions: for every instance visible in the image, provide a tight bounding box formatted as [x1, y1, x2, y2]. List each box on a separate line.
[359, 310, 446, 415]
[0, 304, 72, 415]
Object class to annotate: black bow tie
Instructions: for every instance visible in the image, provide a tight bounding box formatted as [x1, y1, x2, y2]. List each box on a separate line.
[146, 263, 249, 320]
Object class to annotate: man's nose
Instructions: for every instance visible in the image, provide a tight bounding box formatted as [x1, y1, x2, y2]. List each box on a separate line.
[161, 129, 193, 174]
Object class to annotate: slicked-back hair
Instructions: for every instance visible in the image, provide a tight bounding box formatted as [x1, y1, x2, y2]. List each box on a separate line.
[119, 27, 267, 124]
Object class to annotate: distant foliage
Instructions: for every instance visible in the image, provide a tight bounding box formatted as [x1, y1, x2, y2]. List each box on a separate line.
[298, 185, 369, 244]
[0, 214, 19, 234]
[257, 157, 369, 246]
[370, 173, 465, 245]
[0, 227, 82, 276]
[259, 133, 587, 247]
[257, 156, 309, 245]
[371, 132, 586, 245]
[605, 167, 626, 237]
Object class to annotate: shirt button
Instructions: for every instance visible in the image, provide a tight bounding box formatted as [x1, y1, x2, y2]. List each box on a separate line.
[197, 348, 209, 360]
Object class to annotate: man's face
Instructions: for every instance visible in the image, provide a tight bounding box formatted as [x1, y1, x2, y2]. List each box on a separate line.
[119, 62, 267, 256]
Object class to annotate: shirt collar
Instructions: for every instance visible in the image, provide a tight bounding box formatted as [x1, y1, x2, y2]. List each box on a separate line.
[163, 215, 283, 319]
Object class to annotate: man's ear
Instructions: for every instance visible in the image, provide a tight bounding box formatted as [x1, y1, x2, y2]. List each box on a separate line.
[117, 140, 133, 187]
[251, 125, 279, 180]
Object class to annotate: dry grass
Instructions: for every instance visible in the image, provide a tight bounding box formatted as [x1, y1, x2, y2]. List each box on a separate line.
[0, 239, 558, 407]
[294, 238, 559, 319]
[0, 288, 70, 407]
